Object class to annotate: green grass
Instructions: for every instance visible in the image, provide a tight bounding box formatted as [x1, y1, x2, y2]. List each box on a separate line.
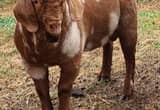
[0, 16, 16, 36]
[152, 42, 160, 48]
[137, 0, 159, 3]
[138, 10, 160, 33]
[0, 16, 17, 76]
[138, 10, 160, 48]
[0, 0, 15, 5]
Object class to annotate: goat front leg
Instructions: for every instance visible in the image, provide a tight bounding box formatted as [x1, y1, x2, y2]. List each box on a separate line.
[27, 65, 53, 110]
[58, 60, 80, 110]
[118, 17, 137, 99]
[118, 0, 137, 99]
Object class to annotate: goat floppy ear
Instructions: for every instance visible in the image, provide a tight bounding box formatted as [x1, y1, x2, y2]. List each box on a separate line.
[67, 0, 84, 21]
[13, 0, 38, 32]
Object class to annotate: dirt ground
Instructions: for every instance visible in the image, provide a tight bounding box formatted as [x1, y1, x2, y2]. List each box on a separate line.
[0, 2, 160, 110]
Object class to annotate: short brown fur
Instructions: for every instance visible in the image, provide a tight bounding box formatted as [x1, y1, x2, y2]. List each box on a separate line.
[13, 0, 137, 110]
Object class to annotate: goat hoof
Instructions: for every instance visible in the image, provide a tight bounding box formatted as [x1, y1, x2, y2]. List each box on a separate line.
[121, 91, 134, 101]
[120, 95, 130, 101]
[71, 88, 86, 98]
[122, 85, 134, 101]
[98, 74, 111, 82]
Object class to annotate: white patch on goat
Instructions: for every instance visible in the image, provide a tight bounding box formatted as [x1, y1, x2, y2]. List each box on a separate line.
[32, 33, 37, 46]
[81, 36, 86, 51]
[62, 22, 81, 58]
[23, 61, 46, 79]
[18, 22, 23, 34]
[18, 23, 30, 49]
[32, 33, 39, 54]
[96, 0, 100, 3]
[81, 28, 86, 51]
[65, 2, 71, 25]
[81, 22, 87, 51]
[101, 36, 109, 46]
[91, 26, 94, 34]
[82, 0, 85, 4]
[109, 12, 119, 36]
[28, 67, 46, 79]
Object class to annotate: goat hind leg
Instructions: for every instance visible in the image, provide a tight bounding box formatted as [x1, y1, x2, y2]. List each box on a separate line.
[119, 22, 137, 99]
[118, 0, 137, 99]
[98, 42, 113, 81]
[120, 38, 136, 99]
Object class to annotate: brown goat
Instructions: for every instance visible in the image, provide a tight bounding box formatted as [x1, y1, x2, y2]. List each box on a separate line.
[13, 0, 137, 110]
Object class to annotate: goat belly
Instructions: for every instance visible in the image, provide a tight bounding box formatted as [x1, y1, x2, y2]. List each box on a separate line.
[83, 0, 120, 51]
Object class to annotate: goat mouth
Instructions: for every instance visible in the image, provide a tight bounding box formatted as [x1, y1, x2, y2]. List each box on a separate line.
[46, 32, 59, 43]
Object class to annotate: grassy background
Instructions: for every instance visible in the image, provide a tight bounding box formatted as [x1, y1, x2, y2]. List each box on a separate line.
[0, 16, 15, 36]
[138, 10, 160, 48]
[0, 1, 160, 110]
[0, 0, 15, 5]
